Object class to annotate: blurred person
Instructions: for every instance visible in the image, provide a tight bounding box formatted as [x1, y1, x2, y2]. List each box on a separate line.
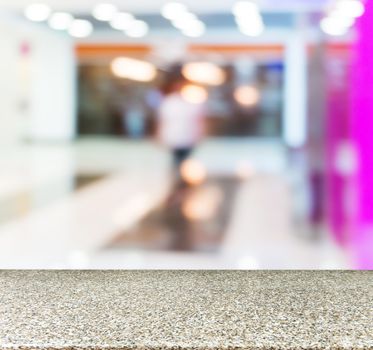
[157, 79, 206, 177]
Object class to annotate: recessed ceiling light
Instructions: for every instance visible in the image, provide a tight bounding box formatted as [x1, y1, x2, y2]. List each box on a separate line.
[239, 24, 264, 36]
[92, 3, 117, 21]
[68, 19, 93, 38]
[24, 3, 51, 22]
[334, 0, 365, 18]
[237, 17, 264, 36]
[326, 13, 355, 27]
[48, 12, 74, 30]
[320, 17, 349, 36]
[161, 2, 188, 20]
[235, 15, 262, 28]
[181, 21, 206, 37]
[125, 20, 149, 38]
[233, 1, 259, 17]
[110, 12, 135, 30]
[233, 1, 264, 37]
[171, 12, 198, 29]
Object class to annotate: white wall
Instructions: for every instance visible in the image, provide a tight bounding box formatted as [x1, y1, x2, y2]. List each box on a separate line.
[0, 15, 76, 144]
[28, 29, 76, 141]
[0, 21, 22, 144]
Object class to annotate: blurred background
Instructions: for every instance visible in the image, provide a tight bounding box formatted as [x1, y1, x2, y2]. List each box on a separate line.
[0, 0, 372, 269]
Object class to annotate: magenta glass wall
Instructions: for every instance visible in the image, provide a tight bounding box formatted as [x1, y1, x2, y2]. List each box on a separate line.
[350, 0, 373, 268]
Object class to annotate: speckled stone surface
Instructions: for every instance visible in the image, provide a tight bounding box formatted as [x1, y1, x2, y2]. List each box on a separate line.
[0, 271, 372, 350]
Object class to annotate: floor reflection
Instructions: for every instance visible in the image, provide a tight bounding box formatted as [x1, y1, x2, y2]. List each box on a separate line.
[109, 177, 238, 252]
[73, 174, 107, 190]
[0, 174, 106, 225]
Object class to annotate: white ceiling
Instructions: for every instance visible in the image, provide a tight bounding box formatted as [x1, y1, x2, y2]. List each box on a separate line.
[0, 0, 327, 14]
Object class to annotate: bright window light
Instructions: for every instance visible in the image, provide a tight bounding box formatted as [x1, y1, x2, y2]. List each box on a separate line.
[24, 3, 51, 22]
[110, 12, 135, 30]
[48, 12, 74, 30]
[161, 2, 188, 20]
[92, 3, 117, 21]
[111, 57, 157, 82]
[182, 62, 226, 86]
[68, 19, 93, 38]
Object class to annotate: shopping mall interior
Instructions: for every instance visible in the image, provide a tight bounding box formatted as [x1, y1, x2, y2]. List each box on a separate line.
[0, 0, 372, 269]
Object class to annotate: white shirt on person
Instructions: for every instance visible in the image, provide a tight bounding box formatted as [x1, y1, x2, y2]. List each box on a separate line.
[158, 92, 205, 149]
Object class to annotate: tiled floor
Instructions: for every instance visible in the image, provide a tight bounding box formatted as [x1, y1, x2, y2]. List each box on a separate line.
[0, 137, 350, 269]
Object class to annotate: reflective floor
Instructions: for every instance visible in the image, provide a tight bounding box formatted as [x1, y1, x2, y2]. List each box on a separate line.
[0, 138, 350, 269]
[109, 177, 238, 252]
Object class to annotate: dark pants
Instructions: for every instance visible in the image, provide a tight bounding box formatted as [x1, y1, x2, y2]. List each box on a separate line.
[173, 148, 193, 169]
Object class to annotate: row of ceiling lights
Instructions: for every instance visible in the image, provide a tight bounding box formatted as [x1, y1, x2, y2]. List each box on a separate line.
[23, 1, 265, 38]
[233, 1, 264, 37]
[24, 4, 93, 37]
[161, 2, 206, 37]
[320, 0, 365, 36]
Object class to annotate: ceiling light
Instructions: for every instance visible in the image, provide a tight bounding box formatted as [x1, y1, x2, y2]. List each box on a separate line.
[111, 57, 157, 82]
[68, 19, 93, 38]
[237, 14, 264, 36]
[161, 2, 188, 20]
[180, 84, 208, 104]
[326, 13, 355, 27]
[110, 12, 135, 30]
[92, 3, 117, 21]
[181, 21, 206, 37]
[182, 62, 226, 86]
[233, 1, 259, 17]
[235, 12, 262, 25]
[239, 22, 264, 36]
[171, 12, 198, 29]
[125, 20, 149, 38]
[234, 1, 264, 37]
[182, 27, 205, 37]
[334, 0, 365, 18]
[24, 3, 51, 22]
[48, 12, 74, 30]
[320, 17, 349, 36]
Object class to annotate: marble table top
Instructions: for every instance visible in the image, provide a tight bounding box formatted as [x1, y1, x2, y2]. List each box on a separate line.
[0, 271, 372, 350]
